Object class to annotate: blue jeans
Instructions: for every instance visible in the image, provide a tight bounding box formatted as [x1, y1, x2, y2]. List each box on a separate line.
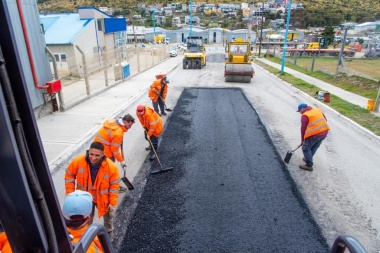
[152, 99, 165, 114]
[145, 131, 158, 152]
[302, 135, 326, 166]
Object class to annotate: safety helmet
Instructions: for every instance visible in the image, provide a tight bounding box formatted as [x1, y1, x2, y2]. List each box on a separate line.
[137, 105, 145, 112]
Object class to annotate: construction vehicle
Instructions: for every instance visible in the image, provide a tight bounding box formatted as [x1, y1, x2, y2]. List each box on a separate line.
[182, 36, 206, 69]
[224, 38, 255, 83]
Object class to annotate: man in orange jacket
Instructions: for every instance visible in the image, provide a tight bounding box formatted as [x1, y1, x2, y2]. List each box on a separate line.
[297, 103, 330, 171]
[0, 222, 12, 253]
[94, 114, 135, 192]
[65, 142, 120, 238]
[136, 105, 163, 160]
[63, 190, 104, 252]
[148, 76, 169, 116]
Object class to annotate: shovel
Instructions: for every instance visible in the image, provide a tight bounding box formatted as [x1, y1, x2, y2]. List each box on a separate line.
[120, 142, 134, 190]
[146, 133, 173, 174]
[284, 143, 302, 164]
[160, 96, 173, 112]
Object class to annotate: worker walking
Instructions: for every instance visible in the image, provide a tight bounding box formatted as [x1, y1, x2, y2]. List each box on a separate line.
[94, 114, 135, 192]
[148, 76, 169, 116]
[136, 105, 163, 160]
[297, 103, 330, 171]
[65, 142, 120, 238]
[62, 190, 104, 252]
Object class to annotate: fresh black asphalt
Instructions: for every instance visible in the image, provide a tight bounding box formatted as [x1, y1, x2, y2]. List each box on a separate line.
[115, 88, 329, 253]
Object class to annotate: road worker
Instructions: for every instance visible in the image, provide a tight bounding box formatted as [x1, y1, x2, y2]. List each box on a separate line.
[94, 114, 135, 192]
[297, 103, 330, 171]
[65, 142, 120, 238]
[0, 221, 11, 253]
[63, 190, 104, 252]
[235, 46, 243, 55]
[136, 105, 163, 160]
[148, 76, 169, 116]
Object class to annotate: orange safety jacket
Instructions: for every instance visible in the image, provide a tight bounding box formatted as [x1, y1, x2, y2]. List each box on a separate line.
[148, 79, 168, 103]
[93, 119, 127, 162]
[0, 232, 12, 253]
[65, 155, 120, 217]
[303, 108, 330, 140]
[136, 106, 163, 138]
[67, 225, 104, 253]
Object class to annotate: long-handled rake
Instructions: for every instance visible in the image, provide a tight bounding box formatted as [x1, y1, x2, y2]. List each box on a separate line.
[160, 96, 172, 112]
[147, 135, 173, 174]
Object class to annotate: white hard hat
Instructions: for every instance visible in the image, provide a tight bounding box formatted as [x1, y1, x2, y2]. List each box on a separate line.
[62, 190, 92, 220]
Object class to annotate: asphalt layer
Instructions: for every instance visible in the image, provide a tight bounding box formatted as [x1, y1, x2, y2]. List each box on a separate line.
[114, 88, 329, 253]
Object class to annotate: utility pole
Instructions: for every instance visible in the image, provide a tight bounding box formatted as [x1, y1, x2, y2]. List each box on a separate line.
[247, 0, 254, 44]
[258, 2, 264, 58]
[189, 0, 193, 37]
[281, 0, 292, 73]
[336, 26, 349, 72]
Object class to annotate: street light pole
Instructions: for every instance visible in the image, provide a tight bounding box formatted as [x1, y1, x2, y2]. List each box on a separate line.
[258, 2, 264, 58]
[281, 0, 292, 73]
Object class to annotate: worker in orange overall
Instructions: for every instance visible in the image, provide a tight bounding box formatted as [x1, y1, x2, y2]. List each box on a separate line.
[65, 142, 120, 238]
[94, 114, 135, 192]
[297, 103, 330, 172]
[63, 190, 104, 252]
[148, 76, 169, 116]
[136, 105, 163, 160]
[0, 222, 12, 253]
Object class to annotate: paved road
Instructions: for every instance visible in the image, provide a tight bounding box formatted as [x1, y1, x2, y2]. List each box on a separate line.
[114, 88, 329, 252]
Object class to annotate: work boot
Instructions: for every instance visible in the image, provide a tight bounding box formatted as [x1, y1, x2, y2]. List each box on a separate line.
[145, 146, 151, 151]
[161, 111, 167, 116]
[119, 186, 128, 193]
[149, 153, 156, 161]
[299, 164, 313, 171]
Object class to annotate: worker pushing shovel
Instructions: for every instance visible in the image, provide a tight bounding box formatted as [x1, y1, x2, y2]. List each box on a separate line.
[135, 105, 173, 174]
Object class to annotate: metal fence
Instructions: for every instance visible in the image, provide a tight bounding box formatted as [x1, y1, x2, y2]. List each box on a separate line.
[51, 43, 171, 110]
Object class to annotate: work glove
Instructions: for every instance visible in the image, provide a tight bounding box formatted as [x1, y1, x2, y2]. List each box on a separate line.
[155, 90, 160, 95]
[120, 161, 126, 168]
[108, 205, 116, 213]
[161, 98, 165, 104]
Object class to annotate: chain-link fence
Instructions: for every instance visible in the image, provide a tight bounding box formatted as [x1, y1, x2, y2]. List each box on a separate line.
[50, 43, 171, 110]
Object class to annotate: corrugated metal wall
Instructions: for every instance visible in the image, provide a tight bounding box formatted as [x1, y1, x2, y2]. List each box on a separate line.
[6, 0, 52, 109]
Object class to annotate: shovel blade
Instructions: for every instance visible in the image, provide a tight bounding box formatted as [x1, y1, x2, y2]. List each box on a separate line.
[122, 177, 134, 190]
[150, 167, 174, 175]
[284, 151, 292, 164]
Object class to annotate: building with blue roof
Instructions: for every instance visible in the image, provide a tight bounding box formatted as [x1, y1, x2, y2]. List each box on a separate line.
[40, 7, 126, 76]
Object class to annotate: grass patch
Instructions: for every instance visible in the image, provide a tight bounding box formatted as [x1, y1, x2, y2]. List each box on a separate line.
[254, 59, 380, 136]
[268, 57, 379, 100]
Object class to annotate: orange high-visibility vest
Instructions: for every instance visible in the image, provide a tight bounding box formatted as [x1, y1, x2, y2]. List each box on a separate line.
[0, 232, 12, 253]
[65, 155, 120, 217]
[148, 79, 168, 102]
[136, 106, 163, 138]
[303, 108, 330, 139]
[94, 119, 127, 162]
[67, 225, 104, 253]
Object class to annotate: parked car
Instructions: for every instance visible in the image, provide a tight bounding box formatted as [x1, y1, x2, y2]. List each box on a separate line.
[169, 47, 178, 57]
[176, 43, 187, 50]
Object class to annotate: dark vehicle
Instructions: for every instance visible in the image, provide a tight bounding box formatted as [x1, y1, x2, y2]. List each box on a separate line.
[364, 47, 380, 58]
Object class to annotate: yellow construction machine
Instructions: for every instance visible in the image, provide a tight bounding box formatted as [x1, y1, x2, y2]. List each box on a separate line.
[183, 36, 206, 69]
[224, 38, 255, 83]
